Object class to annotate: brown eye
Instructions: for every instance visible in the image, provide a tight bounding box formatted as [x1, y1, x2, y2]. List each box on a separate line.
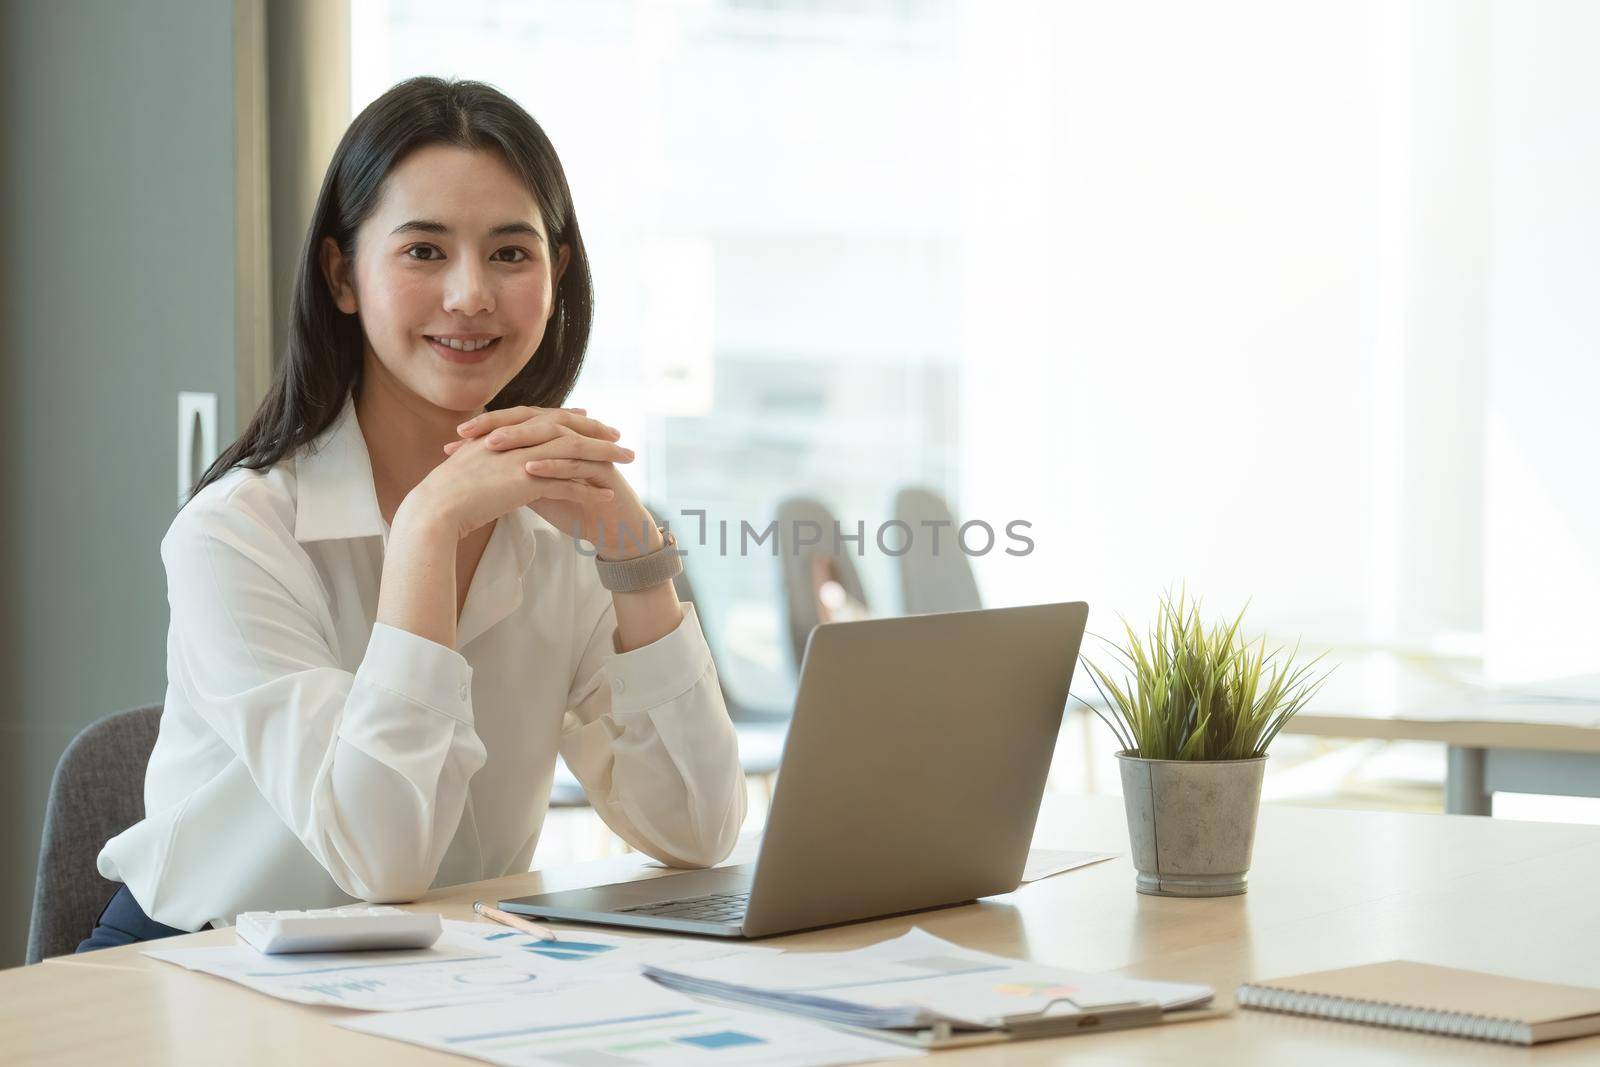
[406, 245, 442, 261]
[493, 247, 531, 263]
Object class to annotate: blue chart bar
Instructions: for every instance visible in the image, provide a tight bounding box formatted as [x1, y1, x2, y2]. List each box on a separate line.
[301, 978, 388, 998]
[522, 939, 618, 962]
[445, 1009, 697, 1045]
[532, 940, 614, 953]
[676, 1030, 768, 1049]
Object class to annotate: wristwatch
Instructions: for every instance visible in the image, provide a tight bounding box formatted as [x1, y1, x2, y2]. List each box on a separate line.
[594, 526, 682, 592]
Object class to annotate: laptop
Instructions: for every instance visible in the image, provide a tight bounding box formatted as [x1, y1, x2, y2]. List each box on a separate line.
[500, 601, 1089, 938]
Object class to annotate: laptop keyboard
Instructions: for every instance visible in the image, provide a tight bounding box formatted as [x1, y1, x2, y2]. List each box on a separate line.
[615, 891, 750, 924]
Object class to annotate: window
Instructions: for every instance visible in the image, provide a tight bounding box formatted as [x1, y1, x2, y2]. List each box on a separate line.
[353, 0, 1600, 705]
[355, 0, 969, 710]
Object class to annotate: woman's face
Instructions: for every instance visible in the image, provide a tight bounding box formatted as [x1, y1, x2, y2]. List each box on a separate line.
[321, 144, 570, 416]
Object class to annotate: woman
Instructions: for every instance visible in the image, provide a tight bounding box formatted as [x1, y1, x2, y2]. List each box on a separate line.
[80, 77, 745, 951]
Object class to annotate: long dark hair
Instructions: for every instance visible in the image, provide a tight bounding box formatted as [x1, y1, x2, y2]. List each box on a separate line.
[191, 76, 593, 501]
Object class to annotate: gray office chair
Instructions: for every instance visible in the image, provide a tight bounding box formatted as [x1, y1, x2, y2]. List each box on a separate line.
[548, 511, 789, 804]
[27, 704, 162, 964]
[893, 486, 983, 615]
[774, 496, 870, 673]
[663, 525, 788, 775]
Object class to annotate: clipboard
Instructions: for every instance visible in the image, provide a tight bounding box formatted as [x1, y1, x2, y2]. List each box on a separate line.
[830, 1000, 1231, 1050]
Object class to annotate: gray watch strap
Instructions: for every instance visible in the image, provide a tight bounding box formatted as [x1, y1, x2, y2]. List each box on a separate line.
[594, 527, 682, 592]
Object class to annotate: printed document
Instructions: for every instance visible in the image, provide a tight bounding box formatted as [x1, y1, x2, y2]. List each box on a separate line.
[644, 927, 1212, 1030]
[144, 919, 769, 1012]
[340, 974, 921, 1067]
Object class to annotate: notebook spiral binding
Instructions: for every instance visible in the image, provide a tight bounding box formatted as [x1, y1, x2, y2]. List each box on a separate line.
[1237, 986, 1526, 1045]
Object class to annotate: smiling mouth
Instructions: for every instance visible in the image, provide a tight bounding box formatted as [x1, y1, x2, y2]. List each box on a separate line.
[425, 335, 503, 363]
[425, 335, 501, 352]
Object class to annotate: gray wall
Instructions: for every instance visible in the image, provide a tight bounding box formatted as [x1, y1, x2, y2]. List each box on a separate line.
[0, 0, 237, 965]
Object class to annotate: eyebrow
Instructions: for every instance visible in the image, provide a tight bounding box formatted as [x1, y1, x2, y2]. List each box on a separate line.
[389, 219, 546, 240]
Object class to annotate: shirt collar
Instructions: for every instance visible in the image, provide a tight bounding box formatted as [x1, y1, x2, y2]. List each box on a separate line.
[293, 394, 389, 544]
[292, 394, 542, 583]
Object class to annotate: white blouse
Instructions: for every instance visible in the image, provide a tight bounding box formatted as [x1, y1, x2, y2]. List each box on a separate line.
[98, 396, 746, 932]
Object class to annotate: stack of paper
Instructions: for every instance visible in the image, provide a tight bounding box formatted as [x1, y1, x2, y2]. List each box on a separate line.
[643, 928, 1212, 1032]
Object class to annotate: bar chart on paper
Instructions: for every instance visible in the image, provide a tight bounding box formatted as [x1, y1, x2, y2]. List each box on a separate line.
[145, 921, 777, 1013]
[341, 975, 919, 1067]
[144, 943, 548, 1011]
[443, 1007, 777, 1060]
[443, 920, 782, 976]
[469, 930, 621, 963]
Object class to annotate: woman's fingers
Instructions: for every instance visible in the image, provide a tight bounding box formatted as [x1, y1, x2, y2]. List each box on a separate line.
[523, 458, 616, 482]
[493, 425, 634, 462]
[479, 411, 619, 444]
[537, 409, 620, 441]
[527, 476, 613, 502]
[456, 406, 534, 437]
[443, 427, 631, 466]
[533, 433, 634, 462]
[483, 420, 566, 449]
[460, 406, 618, 441]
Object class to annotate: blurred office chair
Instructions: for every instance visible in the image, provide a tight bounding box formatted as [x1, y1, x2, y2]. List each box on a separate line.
[646, 501, 786, 726]
[775, 496, 871, 673]
[550, 508, 792, 809]
[669, 550, 788, 727]
[27, 704, 161, 963]
[893, 487, 983, 615]
[654, 504, 789, 780]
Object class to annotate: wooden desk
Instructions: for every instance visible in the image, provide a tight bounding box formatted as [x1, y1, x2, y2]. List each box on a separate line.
[7, 795, 1599, 1065]
[1281, 653, 1600, 814]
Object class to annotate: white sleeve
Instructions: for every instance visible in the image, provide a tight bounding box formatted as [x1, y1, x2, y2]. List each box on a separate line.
[558, 580, 747, 869]
[162, 498, 487, 902]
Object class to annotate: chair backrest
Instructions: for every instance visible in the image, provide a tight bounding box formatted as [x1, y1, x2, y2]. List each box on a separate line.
[775, 496, 870, 672]
[26, 704, 161, 963]
[650, 504, 788, 723]
[893, 486, 983, 616]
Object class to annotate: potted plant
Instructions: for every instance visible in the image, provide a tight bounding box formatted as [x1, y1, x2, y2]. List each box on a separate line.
[1079, 591, 1331, 897]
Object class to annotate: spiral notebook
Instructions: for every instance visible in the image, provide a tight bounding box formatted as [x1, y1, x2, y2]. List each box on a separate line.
[1237, 961, 1600, 1046]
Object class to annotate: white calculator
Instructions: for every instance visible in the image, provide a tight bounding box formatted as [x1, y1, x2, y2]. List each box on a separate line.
[234, 905, 442, 954]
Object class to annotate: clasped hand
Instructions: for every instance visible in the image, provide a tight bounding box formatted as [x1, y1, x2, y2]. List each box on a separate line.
[431, 405, 659, 559]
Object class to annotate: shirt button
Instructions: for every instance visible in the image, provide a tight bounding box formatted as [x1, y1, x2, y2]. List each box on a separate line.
[458, 682, 470, 701]
[611, 676, 626, 696]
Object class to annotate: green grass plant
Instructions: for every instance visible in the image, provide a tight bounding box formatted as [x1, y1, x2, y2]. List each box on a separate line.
[1079, 589, 1332, 761]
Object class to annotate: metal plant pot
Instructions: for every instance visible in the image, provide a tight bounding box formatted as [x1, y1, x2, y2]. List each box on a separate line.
[1116, 751, 1267, 897]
